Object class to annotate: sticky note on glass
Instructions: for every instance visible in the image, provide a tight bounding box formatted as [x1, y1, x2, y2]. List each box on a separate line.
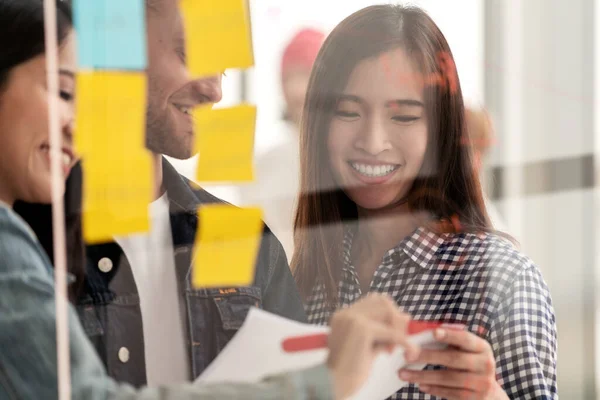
[193, 205, 263, 288]
[75, 71, 153, 243]
[194, 104, 256, 182]
[73, 0, 147, 70]
[180, 0, 254, 77]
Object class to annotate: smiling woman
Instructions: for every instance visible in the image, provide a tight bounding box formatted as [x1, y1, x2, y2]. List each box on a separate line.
[0, 0, 84, 300]
[0, 0, 77, 206]
[326, 46, 428, 211]
[292, 4, 557, 400]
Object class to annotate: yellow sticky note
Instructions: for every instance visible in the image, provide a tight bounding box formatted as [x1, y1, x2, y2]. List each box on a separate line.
[194, 104, 256, 182]
[193, 205, 263, 288]
[75, 71, 153, 244]
[180, 0, 254, 77]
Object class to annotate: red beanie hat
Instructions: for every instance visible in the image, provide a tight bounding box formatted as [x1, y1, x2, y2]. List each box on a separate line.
[281, 28, 325, 78]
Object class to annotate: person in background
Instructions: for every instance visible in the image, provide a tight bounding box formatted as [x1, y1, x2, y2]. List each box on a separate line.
[292, 4, 557, 399]
[464, 107, 507, 232]
[0, 1, 419, 398]
[238, 28, 326, 260]
[281, 28, 326, 126]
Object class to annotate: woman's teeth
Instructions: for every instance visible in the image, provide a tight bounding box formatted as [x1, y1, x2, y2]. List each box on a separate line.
[350, 162, 399, 177]
[41, 146, 72, 168]
[62, 153, 71, 167]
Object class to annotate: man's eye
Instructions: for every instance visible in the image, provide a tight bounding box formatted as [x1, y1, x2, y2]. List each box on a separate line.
[176, 48, 187, 63]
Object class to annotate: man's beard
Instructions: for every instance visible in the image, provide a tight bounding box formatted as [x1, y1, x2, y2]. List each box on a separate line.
[145, 104, 193, 160]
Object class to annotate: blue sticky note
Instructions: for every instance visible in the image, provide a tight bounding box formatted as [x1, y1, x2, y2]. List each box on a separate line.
[73, 0, 147, 70]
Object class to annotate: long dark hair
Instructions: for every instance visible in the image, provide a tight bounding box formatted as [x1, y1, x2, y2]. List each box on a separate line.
[292, 5, 491, 306]
[1, 0, 84, 301]
[0, 0, 73, 86]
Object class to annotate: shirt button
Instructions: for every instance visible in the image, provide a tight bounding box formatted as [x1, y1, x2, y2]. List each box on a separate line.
[118, 347, 130, 363]
[98, 257, 113, 273]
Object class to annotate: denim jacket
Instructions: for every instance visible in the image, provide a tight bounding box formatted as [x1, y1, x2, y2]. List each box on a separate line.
[0, 203, 332, 399]
[77, 158, 307, 386]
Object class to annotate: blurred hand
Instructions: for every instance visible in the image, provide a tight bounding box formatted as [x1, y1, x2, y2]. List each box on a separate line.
[398, 328, 509, 400]
[326, 293, 419, 400]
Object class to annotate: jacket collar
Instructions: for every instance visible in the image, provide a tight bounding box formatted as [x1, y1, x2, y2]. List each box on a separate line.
[162, 157, 200, 215]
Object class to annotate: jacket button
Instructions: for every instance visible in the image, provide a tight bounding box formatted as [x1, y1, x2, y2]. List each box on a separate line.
[118, 347, 130, 363]
[98, 257, 113, 273]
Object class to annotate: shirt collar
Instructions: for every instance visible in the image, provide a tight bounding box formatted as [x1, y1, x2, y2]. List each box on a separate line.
[402, 227, 447, 270]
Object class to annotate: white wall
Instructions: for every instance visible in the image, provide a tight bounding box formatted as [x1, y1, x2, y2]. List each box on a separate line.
[485, 0, 596, 397]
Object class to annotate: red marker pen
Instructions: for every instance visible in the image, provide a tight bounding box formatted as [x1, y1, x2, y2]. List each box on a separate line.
[282, 321, 444, 353]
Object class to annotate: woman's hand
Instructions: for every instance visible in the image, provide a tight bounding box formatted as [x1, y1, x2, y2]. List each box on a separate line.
[327, 293, 420, 400]
[398, 328, 509, 400]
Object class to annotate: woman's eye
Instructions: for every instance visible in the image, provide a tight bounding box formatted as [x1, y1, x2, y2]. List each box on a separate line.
[335, 110, 360, 118]
[392, 115, 419, 123]
[60, 90, 73, 102]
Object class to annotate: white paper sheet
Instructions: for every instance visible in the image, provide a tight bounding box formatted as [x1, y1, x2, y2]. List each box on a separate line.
[195, 308, 445, 400]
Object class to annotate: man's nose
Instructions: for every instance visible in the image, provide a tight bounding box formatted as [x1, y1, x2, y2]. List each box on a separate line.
[190, 74, 223, 105]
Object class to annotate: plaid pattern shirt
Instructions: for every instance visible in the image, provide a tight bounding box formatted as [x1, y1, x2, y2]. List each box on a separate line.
[305, 226, 558, 399]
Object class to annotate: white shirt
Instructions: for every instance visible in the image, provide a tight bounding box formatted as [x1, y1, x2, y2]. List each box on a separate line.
[114, 193, 190, 385]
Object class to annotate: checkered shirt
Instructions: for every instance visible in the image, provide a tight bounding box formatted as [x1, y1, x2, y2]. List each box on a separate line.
[305, 226, 558, 399]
